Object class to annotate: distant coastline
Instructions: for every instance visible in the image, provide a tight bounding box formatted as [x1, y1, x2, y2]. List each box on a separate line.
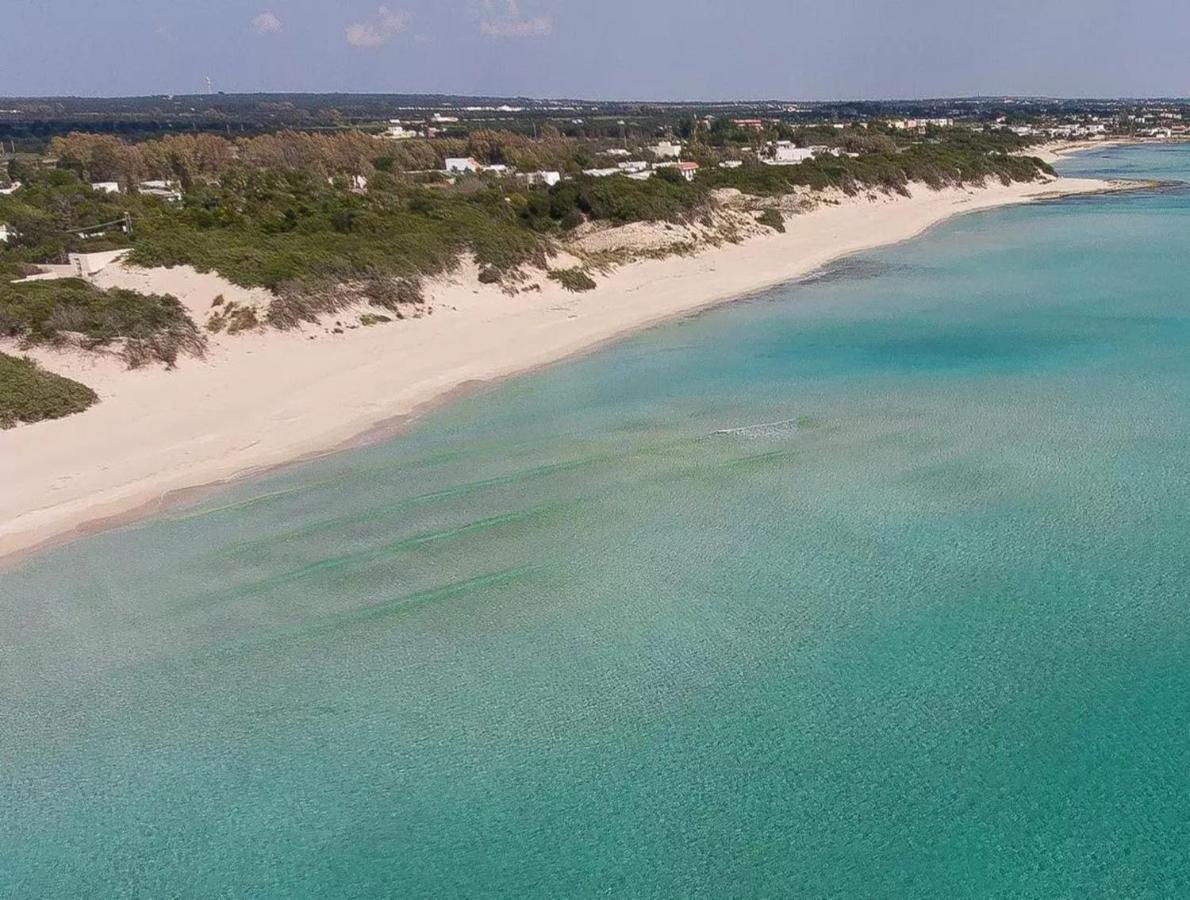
[0, 142, 1150, 566]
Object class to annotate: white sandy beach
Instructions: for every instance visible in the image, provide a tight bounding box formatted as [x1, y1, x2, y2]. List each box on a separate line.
[0, 168, 1128, 562]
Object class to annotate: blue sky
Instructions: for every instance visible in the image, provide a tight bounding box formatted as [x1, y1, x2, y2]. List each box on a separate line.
[3, 0, 1189, 99]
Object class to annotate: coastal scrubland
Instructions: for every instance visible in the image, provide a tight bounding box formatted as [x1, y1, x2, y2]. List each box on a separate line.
[0, 351, 97, 427]
[0, 277, 204, 367]
[3, 129, 1054, 288]
[0, 127, 1057, 416]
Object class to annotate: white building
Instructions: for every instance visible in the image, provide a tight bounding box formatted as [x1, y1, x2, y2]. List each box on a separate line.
[626, 170, 654, 181]
[379, 123, 418, 140]
[767, 142, 815, 165]
[523, 171, 562, 187]
[604, 148, 631, 157]
[581, 167, 621, 178]
[889, 117, 954, 130]
[0, 223, 11, 243]
[650, 140, 683, 159]
[91, 181, 121, 194]
[617, 160, 649, 173]
[138, 179, 183, 201]
[444, 157, 481, 174]
[654, 161, 700, 181]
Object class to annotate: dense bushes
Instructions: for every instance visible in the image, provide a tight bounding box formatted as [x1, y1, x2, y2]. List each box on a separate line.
[0, 352, 98, 427]
[756, 209, 785, 232]
[547, 267, 597, 292]
[121, 170, 548, 292]
[0, 279, 205, 367]
[0, 133, 1057, 327]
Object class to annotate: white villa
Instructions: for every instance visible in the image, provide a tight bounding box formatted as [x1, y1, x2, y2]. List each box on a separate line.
[522, 171, 561, 187]
[650, 140, 683, 160]
[90, 181, 121, 194]
[888, 117, 954, 130]
[444, 157, 481, 174]
[139, 179, 183, 201]
[379, 120, 420, 140]
[654, 161, 700, 181]
[767, 142, 815, 165]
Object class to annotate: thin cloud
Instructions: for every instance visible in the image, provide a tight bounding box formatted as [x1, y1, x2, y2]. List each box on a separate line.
[251, 11, 283, 34]
[481, 16, 551, 37]
[480, 0, 552, 38]
[346, 6, 410, 48]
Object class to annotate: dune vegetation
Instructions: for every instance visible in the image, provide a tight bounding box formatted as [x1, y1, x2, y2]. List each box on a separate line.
[0, 125, 1056, 422]
[0, 278, 204, 368]
[0, 351, 98, 428]
[0, 129, 1055, 298]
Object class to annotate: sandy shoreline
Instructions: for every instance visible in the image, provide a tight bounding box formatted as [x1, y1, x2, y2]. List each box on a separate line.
[0, 154, 1145, 565]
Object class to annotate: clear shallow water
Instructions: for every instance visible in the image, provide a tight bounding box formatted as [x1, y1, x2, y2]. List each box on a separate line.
[4, 146, 1190, 897]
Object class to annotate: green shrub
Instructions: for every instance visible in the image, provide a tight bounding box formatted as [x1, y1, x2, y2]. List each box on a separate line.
[0, 279, 205, 368]
[756, 209, 785, 232]
[548, 267, 597, 292]
[225, 305, 260, 334]
[0, 352, 98, 428]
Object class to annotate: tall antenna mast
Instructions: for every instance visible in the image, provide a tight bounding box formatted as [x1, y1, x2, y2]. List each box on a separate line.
[205, 75, 213, 94]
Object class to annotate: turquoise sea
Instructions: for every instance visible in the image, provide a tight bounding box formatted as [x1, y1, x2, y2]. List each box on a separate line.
[4, 145, 1190, 897]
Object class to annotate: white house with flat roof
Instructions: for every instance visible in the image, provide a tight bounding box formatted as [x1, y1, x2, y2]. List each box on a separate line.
[380, 120, 420, 140]
[767, 142, 815, 165]
[138, 179, 183, 201]
[91, 181, 121, 194]
[650, 140, 682, 159]
[523, 171, 561, 187]
[444, 157, 481, 174]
